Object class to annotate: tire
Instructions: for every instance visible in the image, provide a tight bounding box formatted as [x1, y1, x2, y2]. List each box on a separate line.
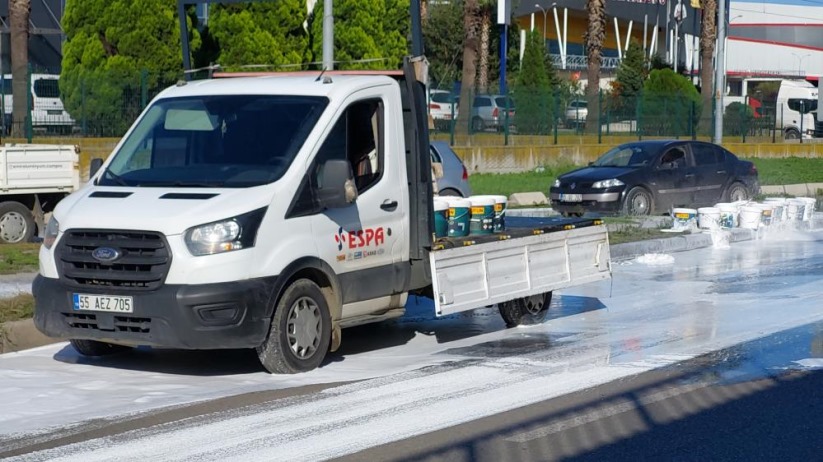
[438, 188, 462, 197]
[256, 279, 332, 374]
[498, 292, 552, 328]
[70, 339, 131, 357]
[725, 182, 749, 203]
[784, 129, 800, 140]
[623, 187, 653, 216]
[472, 117, 485, 132]
[0, 202, 35, 244]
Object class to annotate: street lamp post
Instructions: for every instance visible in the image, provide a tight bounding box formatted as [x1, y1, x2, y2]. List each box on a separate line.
[791, 52, 810, 75]
[535, 3, 548, 42]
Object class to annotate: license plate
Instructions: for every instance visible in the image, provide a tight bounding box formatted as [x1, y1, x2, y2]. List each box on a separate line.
[73, 294, 134, 313]
[560, 194, 583, 202]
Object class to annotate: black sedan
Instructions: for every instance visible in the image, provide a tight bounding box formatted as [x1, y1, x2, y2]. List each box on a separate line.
[549, 140, 760, 216]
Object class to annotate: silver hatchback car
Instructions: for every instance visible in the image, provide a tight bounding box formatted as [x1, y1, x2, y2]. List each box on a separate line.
[470, 94, 515, 132]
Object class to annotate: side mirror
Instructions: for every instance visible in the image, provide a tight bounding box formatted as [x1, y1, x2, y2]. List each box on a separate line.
[318, 159, 357, 209]
[89, 158, 104, 178]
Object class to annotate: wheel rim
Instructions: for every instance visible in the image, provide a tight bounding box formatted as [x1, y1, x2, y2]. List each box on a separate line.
[286, 296, 322, 360]
[630, 193, 650, 215]
[523, 294, 546, 315]
[0, 212, 28, 243]
[730, 187, 747, 202]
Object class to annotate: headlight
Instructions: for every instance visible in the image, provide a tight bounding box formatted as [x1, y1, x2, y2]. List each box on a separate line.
[185, 208, 267, 256]
[43, 216, 59, 249]
[553, 179, 561, 188]
[592, 179, 625, 189]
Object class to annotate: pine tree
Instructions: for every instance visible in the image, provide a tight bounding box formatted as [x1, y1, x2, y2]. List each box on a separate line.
[513, 30, 551, 134]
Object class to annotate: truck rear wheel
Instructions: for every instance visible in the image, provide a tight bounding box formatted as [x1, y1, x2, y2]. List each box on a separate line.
[0, 202, 35, 243]
[69, 339, 131, 357]
[256, 279, 332, 374]
[498, 292, 552, 327]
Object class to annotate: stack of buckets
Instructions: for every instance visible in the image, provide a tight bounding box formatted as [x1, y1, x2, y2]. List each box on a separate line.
[432, 195, 508, 238]
[694, 197, 817, 232]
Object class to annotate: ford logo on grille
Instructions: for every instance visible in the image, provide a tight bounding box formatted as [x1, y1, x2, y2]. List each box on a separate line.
[91, 247, 121, 262]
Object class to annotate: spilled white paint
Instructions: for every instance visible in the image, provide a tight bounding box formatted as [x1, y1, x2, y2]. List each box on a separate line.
[2, 230, 823, 460]
[635, 253, 675, 265]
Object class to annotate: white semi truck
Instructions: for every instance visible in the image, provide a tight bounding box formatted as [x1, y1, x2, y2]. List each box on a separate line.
[32, 2, 612, 374]
[0, 143, 79, 243]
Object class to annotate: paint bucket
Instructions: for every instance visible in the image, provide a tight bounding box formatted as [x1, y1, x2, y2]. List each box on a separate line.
[764, 198, 788, 221]
[738, 205, 762, 230]
[490, 195, 508, 233]
[672, 208, 697, 231]
[697, 207, 720, 230]
[433, 197, 450, 238]
[786, 199, 806, 221]
[753, 203, 774, 226]
[797, 197, 817, 222]
[468, 196, 496, 235]
[446, 198, 471, 237]
[716, 203, 738, 229]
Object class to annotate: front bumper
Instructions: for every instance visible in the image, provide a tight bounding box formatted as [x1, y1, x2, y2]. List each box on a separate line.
[33, 275, 278, 349]
[549, 190, 623, 214]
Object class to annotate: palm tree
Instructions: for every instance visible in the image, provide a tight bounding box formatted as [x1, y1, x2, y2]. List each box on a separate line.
[456, 0, 481, 134]
[699, 0, 717, 134]
[476, 0, 495, 94]
[584, 0, 606, 134]
[10, 0, 30, 138]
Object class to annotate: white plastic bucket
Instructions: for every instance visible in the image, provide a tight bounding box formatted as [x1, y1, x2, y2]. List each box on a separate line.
[797, 197, 816, 222]
[764, 198, 788, 221]
[468, 195, 497, 235]
[753, 203, 774, 226]
[786, 199, 806, 221]
[672, 208, 698, 231]
[432, 197, 450, 238]
[716, 203, 738, 229]
[697, 207, 720, 230]
[489, 195, 508, 232]
[739, 206, 762, 230]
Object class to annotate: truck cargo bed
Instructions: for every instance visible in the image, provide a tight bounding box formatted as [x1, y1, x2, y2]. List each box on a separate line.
[430, 217, 610, 316]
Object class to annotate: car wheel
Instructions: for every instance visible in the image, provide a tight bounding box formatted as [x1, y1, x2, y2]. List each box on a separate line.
[784, 129, 800, 140]
[725, 182, 749, 203]
[472, 117, 485, 132]
[438, 188, 462, 197]
[623, 187, 653, 216]
[257, 279, 332, 374]
[0, 202, 35, 244]
[70, 339, 131, 357]
[498, 292, 552, 327]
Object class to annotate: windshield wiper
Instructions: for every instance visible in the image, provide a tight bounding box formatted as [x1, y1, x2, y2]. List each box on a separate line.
[101, 169, 129, 186]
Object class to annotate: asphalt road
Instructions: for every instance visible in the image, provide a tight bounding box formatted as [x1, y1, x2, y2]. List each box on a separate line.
[2, 226, 822, 461]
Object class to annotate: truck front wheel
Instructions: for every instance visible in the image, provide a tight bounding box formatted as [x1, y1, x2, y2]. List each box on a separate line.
[0, 202, 35, 243]
[256, 279, 332, 374]
[69, 339, 131, 357]
[498, 292, 552, 327]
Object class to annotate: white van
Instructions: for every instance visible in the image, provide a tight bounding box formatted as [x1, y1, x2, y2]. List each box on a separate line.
[1, 73, 75, 134]
[776, 79, 818, 139]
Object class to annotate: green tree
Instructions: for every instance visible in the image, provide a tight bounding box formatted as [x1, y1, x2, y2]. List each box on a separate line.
[513, 30, 551, 135]
[724, 102, 754, 136]
[309, 0, 409, 70]
[208, 1, 310, 69]
[60, 0, 200, 136]
[608, 40, 646, 119]
[423, 0, 464, 87]
[639, 68, 702, 136]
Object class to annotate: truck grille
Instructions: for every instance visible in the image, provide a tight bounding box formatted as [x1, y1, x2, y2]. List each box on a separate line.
[63, 313, 152, 333]
[57, 230, 171, 290]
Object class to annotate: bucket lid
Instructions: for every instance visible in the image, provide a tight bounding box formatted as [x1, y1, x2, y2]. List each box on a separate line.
[468, 195, 497, 206]
[717, 203, 738, 211]
[672, 208, 697, 214]
[433, 198, 450, 211]
[764, 197, 787, 203]
[753, 203, 773, 210]
[741, 205, 762, 213]
[446, 198, 472, 208]
[697, 207, 719, 213]
[488, 195, 508, 204]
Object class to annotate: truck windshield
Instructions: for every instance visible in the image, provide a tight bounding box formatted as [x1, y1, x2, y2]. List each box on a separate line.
[100, 95, 328, 188]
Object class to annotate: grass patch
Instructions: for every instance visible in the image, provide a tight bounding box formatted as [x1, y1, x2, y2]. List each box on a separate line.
[0, 244, 40, 275]
[748, 158, 823, 186]
[0, 293, 35, 324]
[468, 165, 576, 197]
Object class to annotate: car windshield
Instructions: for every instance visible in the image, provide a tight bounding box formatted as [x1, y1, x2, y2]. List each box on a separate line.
[592, 145, 656, 167]
[495, 97, 514, 109]
[100, 95, 328, 188]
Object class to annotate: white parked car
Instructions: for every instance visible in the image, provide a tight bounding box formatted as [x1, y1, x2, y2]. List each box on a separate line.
[428, 89, 458, 130]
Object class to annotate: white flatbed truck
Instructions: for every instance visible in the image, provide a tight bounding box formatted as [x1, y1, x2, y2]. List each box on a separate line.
[32, 2, 611, 374]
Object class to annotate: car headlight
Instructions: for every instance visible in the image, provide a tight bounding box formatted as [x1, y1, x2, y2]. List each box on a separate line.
[592, 179, 625, 189]
[43, 216, 59, 249]
[185, 208, 267, 256]
[553, 179, 561, 188]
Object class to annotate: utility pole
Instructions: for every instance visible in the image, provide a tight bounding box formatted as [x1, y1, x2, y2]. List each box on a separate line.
[322, 0, 334, 70]
[713, 0, 726, 144]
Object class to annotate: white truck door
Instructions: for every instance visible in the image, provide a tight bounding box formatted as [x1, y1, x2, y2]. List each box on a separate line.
[310, 93, 407, 299]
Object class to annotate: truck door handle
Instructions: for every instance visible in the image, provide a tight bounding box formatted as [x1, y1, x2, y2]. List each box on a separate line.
[380, 200, 398, 211]
[684, 173, 695, 178]
[716, 170, 726, 174]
